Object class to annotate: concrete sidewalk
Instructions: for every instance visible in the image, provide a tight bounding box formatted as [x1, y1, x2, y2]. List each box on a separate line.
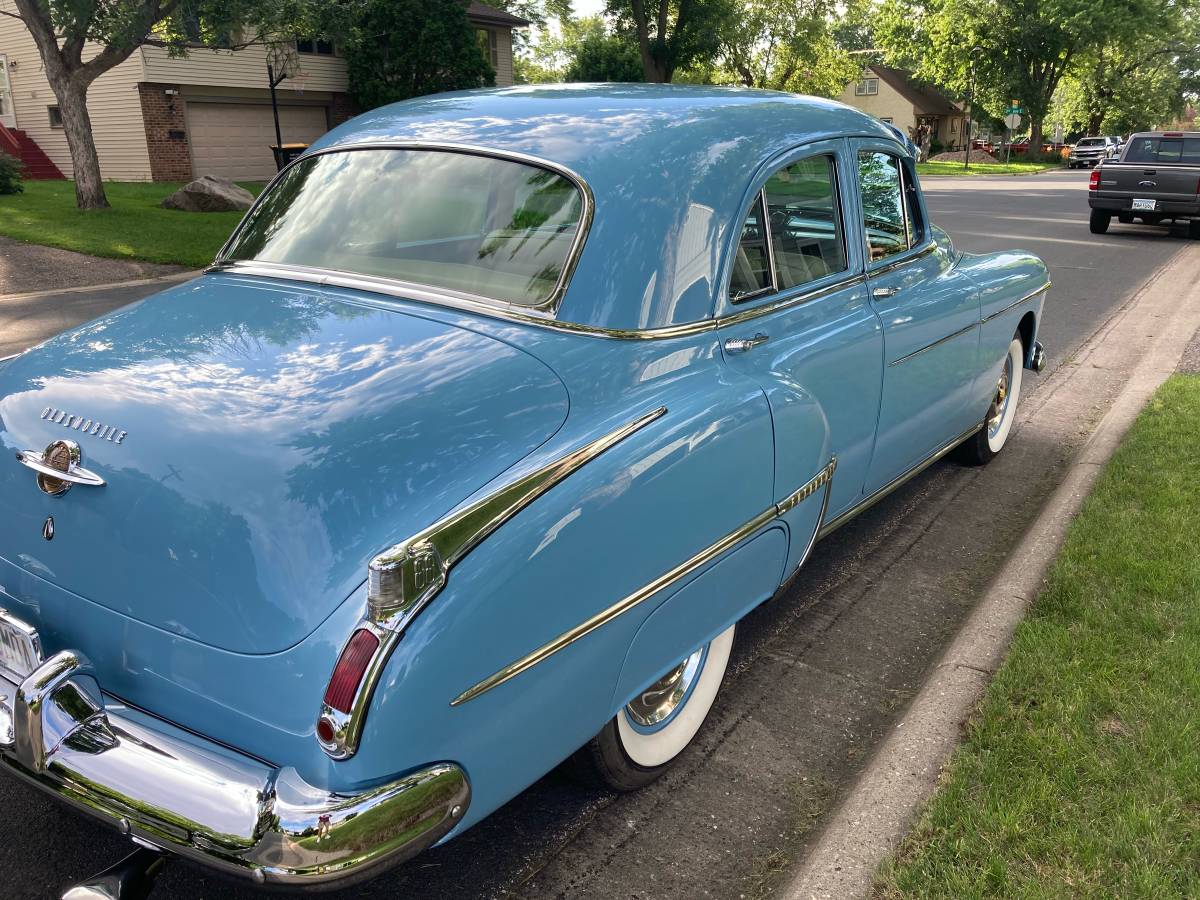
[784, 247, 1200, 899]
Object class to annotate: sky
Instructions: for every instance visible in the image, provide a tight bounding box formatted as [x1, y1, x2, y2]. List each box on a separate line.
[573, 0, 606, 16]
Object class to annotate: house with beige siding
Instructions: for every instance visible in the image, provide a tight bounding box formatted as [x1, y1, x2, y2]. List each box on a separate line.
[838, 65, 965, 152]
[0, 1, 527, 183]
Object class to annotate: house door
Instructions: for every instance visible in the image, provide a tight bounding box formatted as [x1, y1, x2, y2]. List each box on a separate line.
[0, 56, 15, 129]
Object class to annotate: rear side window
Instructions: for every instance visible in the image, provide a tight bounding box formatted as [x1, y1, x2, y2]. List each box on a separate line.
[762, 155, 846, 290]
[1124, 137, 1200, 164]
[730, 153, 848, 301]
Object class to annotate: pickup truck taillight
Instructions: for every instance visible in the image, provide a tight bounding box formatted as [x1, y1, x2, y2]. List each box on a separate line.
[1089, 169, 1100, 191]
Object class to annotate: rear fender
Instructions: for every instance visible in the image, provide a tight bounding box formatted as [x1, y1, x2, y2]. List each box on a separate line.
[340, 366, 782, 831]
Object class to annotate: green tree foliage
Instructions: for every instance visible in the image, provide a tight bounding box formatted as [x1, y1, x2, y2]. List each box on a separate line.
[1055, 5, 1199, 135]
[565, 20, 644, 81]
[342, 0, 495, 109]
[605, 0, 736, 82]
[717, 0, 858, 97]
[874, 0, 1163, 147]
[9, 0, 323, 209]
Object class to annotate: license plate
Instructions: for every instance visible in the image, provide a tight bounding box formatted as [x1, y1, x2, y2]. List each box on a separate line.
[1132, 198, 1157, 211]
[0, 608, 42, 680]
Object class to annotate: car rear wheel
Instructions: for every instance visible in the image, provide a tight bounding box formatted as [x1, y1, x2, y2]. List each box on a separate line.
[571, 623, 735, 791]
[957, 335, 1024, 467]
[1089, 209, 1111, 234]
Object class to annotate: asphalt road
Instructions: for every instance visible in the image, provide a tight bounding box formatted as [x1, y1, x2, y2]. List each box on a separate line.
[0, 169, 1192, 900]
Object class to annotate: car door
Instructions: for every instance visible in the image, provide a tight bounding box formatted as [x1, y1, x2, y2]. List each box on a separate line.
[853, 140, 980, 494]
[716, 139, 883, 570]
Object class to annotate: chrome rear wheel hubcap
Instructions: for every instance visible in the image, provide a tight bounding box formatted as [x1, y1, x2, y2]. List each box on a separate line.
[625, 646, 706, 727]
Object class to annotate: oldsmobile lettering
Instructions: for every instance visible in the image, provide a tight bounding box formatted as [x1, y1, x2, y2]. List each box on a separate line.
[40, 407, 127, 444]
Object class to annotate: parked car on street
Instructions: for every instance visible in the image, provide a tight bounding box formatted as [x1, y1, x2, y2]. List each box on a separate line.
[1068, 136, 1121, 168]
[0, 85, 1049, 896]
[1088, 131, 1200, 236]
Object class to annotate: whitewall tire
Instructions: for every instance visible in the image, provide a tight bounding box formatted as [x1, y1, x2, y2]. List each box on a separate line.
[572, 623, 736, 791]
[958, 334, 1024, 466]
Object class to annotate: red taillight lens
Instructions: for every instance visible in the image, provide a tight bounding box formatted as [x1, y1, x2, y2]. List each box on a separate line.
[323, 629, 380, 713]
[1089, 169, 1100, 190]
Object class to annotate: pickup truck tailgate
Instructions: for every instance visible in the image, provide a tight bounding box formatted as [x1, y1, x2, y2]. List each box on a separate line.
[1098, 164, 1198, 203]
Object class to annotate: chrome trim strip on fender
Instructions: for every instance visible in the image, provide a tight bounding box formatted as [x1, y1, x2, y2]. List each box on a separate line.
[980, 281, 1052, 324]
[214, 141, 595, 318]
[887, 321, 978, 367]
[317, 406, 669, 760]
[451, 457, 839, 706]
[817, 423, 981, 539]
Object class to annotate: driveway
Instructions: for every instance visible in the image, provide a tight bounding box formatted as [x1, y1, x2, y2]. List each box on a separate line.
[0, 235, 186, 297]
[0, 170, 1194, 899]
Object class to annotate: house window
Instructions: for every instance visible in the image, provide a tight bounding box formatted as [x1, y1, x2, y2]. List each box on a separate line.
[476, 28, 499, 69]
[295, 38, 335, 55]
[854, 78, 879, 96]
[47, 105, 63, 128]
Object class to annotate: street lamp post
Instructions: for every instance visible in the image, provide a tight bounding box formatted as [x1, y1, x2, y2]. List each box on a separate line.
[964, 49, 980, 172]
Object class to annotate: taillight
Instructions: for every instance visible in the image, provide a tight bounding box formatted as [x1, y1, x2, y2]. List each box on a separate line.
[1089, 169, 1100, 191]
[323, 628, 380, 713]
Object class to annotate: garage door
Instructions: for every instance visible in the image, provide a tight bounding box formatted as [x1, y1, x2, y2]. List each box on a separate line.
[187, 102, 329, 182]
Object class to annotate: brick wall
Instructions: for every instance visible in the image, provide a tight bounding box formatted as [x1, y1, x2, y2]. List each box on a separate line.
[138, 82, 192, 182]
[331, 92, 355, 127]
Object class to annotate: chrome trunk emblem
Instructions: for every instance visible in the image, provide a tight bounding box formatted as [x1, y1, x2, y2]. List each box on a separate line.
[15, 439, 106, 496]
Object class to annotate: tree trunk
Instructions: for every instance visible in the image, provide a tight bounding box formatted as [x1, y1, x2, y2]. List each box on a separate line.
[1029, 120, 1043, 152]
[1087, 110, 1104, 135]
[55, 78, 108, 209]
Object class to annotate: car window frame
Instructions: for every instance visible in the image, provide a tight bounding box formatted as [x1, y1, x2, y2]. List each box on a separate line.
[720, 138, 860, 316]
[851, 138, 933, 276]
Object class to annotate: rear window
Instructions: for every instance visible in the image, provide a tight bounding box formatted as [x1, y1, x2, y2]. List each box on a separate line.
[221, 148, 585, 308]
[1123, 137, 1200, 164]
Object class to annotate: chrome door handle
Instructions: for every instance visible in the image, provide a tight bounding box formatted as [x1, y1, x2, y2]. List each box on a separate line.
[871, 286, 899, 300]
[724, 333, 770, 354]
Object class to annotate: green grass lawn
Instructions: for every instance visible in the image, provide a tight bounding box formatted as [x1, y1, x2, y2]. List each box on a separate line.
[876, 374, 1200, 898]
[917, 161, 1062, 176]
[0, 180, 263, 268]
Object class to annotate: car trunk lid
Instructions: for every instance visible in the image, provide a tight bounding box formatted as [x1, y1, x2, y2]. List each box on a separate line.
[0, 274, 569, 654]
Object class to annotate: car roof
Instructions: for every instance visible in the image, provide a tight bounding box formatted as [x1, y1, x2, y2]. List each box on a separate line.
[307, 85, 900, 331]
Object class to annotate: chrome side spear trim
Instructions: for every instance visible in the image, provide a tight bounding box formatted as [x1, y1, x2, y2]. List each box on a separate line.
[451, 457, 838, 707]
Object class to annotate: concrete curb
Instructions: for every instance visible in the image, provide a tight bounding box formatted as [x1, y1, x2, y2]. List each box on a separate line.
[783, 247, 1200, 900]
[0, 270, 199, 304]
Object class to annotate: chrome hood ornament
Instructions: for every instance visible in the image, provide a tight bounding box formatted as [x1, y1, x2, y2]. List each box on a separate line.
[15, 439, 106, 496]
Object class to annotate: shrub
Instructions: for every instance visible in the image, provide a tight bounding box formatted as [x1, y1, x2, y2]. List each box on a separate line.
[0, 151, 22, 194]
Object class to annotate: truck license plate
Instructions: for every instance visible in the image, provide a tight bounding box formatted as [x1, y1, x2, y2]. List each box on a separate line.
[0, 608, 42, 680]
[1132, 198, 1157, 211]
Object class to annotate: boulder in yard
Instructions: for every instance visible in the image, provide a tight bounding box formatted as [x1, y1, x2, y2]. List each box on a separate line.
[161, 175, 255, 212]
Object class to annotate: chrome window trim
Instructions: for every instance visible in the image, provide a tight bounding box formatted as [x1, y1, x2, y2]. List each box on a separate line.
[981, 281, 1052, 323]
[450, 457, 838, 707]
[720, 273, 868, 326]
[317, 406, 668, 759]
[213, 140, 596, 317]
[868, 239, 937, 277]
[859, 148, 934, 275]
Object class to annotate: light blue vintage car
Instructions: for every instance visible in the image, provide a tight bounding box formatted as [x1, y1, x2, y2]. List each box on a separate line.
[0, 85, 1048, 894]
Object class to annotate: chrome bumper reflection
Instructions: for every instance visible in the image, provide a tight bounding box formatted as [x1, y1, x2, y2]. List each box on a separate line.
[0, 649, 468, 887]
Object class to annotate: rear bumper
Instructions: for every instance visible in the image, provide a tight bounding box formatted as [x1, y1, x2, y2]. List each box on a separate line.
[1089, 195, 1200, 217]
[0, 648, 468, 890]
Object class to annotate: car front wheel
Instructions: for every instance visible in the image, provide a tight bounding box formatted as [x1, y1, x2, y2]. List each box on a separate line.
[1090, 209, 1111, 234]
[957, 335, 1024, 466]
[573, 623, 735, 791]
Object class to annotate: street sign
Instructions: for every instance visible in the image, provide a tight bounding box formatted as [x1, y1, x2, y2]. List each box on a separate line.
[1004, 113, 1021, 130]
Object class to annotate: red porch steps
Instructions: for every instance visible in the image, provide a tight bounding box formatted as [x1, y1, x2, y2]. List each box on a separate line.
[0, 123, 65, 179]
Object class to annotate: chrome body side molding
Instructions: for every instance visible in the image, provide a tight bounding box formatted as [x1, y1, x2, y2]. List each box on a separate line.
[981, 281, 1052, 324]
[888, 321, 977, 368]
[817, 423, 981, 539]
[317, 407, 669, 760]
[451, 457, 839, 707]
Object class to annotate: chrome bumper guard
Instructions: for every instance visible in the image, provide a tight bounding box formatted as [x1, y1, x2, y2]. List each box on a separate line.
[0, 649, 469, 888]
